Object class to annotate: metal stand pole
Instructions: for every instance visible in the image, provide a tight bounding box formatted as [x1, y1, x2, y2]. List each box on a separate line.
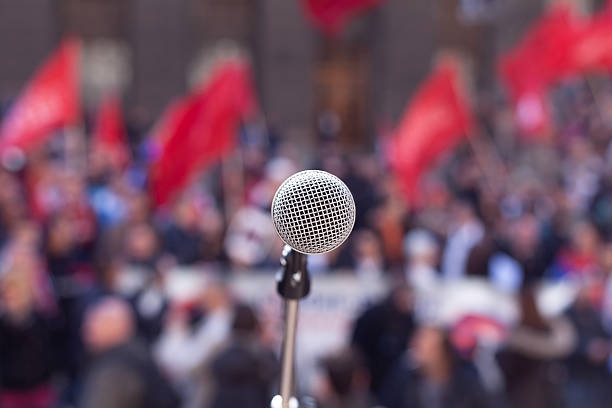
[271, 245, 310, 408]
[279, 299, 299, 408]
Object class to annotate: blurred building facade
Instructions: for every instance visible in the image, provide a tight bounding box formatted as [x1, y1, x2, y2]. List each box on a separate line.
[0, 0, 597, 148]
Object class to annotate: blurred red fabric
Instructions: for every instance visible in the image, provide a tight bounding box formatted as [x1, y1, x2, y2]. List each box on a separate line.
[302, 0, 385, 35]
[0, 38, 80, 153]
[0, 384, 57, 408]
[387, 58, 473, 204]
[569, 6, 612, 74]
[92, 94, 131, 171]
[149, 59, 258, 207]
[499, 7, 579, 137]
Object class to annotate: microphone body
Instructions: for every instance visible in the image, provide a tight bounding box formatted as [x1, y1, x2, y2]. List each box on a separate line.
[271, 170, 356, 254]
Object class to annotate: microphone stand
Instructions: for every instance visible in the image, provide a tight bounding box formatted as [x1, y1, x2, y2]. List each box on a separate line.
[271, 245, 310, 408]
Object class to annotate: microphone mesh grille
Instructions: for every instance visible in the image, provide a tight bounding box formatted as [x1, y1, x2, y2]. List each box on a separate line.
[271, 170, 356, 254]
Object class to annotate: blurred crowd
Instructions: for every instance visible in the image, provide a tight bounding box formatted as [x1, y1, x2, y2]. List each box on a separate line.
[3, 72, 612, 408]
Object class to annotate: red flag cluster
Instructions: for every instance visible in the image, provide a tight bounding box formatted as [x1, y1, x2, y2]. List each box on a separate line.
[500, 5, 612, 136]
[0, 38, 80, 153]
[499, 8, 576, 135]
[390, 4, 612, 201]
[0, 39, 132, 173]
[7, 3, 612, 209]
[0, 38, 258, 207]
[149, 59, 258, 207]
[388, 59, 473, 203]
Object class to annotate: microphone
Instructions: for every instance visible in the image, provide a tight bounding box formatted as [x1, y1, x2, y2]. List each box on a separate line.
[269, 170, 355, 408]
[271, 169, 356, 254]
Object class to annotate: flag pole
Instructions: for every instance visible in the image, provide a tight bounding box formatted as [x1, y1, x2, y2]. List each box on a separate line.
[441, 50, 504, 197]
[64, 123, 87, 173]
[464, 129, 503, 197]
[220, 146, 244, 222]
[585, 76, 605, 124]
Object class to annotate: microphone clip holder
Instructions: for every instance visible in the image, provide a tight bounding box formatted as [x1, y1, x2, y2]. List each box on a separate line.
[276, 245, 310, 300]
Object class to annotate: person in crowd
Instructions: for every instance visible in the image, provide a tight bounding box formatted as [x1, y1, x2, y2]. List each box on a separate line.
[162, 197, 207, 265]
[590, 171, 612, 238]
[44, 211, 100, 388]
[563, 137, 603, 212]
[442, 197, 484, 281]
[380, 325, 490, 408]
[0, 265, 60, 408]
[155, 277, 234, 407]
[600, 239, 612, 329]
[123, 222, 163, 270]
[351, 229, 386, 279]
[45, 212, 96, 285]
[550, 219, 601, 279]
[403, 229, 440, 304]
[503, 213, 550, 283]
[125, 253, 173, 345]
[345, 154, 383, 231]
[351, 285, 415, 396]
[564, 274, 612, 407]
[0, 170, 27, 245]
[315, 348, 376, 408]
[79, 297, 180, 408]
[208, 304, 278, 408]
[496, 285, 576, 408]
[95, 190, 153, 262]
[88, 173, 129, 228]
[370, 189, 409, 271]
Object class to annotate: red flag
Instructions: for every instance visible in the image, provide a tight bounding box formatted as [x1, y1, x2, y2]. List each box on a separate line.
[302, 0, 385, 35]
[568, 8, 612, 74]
[92, 95, 130, 171]
[151, 99, 191, 147]
[388, 59, 473, 203]
[150, 59, 257, 207]
[501, 49, 551, 135]
[499, 7, 580, 136]
[0, 38, 80, 153]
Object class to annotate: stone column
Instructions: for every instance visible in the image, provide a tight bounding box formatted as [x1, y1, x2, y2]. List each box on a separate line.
[0, 0, 57, 103]
[373, 0, 437, 122]
[128, 0, 189, 119]
[256, 0, 316, 145]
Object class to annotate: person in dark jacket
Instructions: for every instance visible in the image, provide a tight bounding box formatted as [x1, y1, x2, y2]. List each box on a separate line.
[79, 297, 180, 408]
[316, 348, 377, 408]
[0, 270, 60, 408]
[162, 198, 206, 265]
[563, 278, 612, 408]
[496, 286, 575, 408]
[351, 285, 415, 395]
[380, 325, 489, 408]
[208, 304, 278, 408]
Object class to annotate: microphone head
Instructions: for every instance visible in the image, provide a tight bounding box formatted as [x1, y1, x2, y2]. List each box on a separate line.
[271, 170, 356, 254]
